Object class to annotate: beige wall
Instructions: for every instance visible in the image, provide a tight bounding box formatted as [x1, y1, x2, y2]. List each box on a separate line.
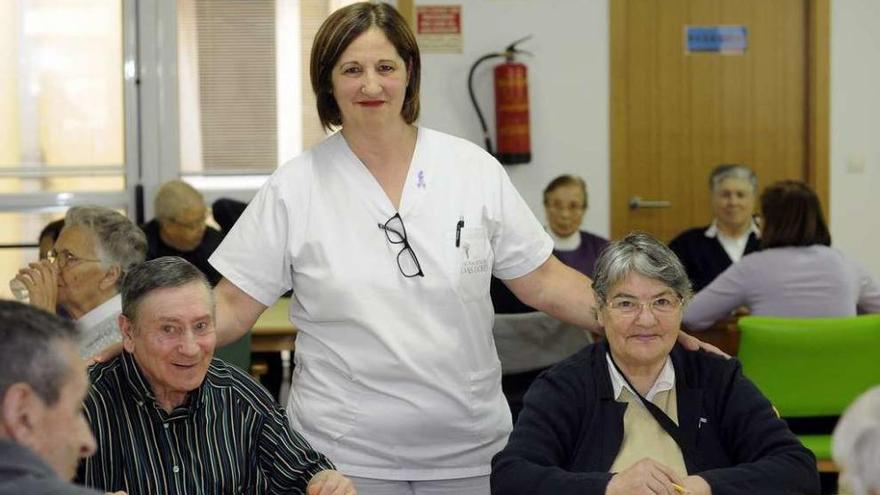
[830, 0, 880, 277]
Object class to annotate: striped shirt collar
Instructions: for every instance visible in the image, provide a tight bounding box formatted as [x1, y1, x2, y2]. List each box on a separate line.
[120, 350, 206, 414]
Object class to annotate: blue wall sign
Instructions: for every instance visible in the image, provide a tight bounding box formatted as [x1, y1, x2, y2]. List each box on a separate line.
[686, 26, 748, 54]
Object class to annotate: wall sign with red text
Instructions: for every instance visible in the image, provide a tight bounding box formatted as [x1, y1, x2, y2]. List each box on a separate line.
[416, 5, 462, 54]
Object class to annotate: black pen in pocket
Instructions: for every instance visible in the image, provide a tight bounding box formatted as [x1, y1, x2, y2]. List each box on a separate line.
[455, 216, 464, 247]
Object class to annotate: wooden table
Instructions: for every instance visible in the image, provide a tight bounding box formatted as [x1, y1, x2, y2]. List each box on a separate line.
[687, 315, 742, 357]
[252, 298, 298, 352]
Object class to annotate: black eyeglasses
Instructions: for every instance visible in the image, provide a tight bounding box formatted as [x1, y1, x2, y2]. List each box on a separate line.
[377, 213, 424, 278]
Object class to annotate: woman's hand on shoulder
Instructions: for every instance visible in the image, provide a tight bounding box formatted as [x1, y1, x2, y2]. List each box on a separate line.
[677, 331, 729, 359]
[606, 458, 685, 495]
[88, 341, 124, 365]
[307, 470, 357, 495]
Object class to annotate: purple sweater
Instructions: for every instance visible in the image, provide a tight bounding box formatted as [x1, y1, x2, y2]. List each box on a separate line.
[683, 245, 880, 330]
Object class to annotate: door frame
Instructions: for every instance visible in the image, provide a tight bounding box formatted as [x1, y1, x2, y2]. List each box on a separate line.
[806, 0, 830, 221]
[610, 0, 830, 236]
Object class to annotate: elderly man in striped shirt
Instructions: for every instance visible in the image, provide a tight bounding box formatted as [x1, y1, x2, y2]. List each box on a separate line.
[76, 257, 354, 495]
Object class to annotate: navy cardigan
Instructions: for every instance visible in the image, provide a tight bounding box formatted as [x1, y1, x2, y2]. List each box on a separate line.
[490, 342, 820, 495]
[669, 226, 760, 292]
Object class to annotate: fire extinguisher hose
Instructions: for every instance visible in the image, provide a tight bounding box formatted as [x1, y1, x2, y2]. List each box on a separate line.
[467, 52, 504, 155]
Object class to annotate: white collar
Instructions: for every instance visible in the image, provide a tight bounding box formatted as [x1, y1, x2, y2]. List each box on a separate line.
[76, 293, 122, 329]
[606, 352, 676, 403]
[547, 228, 581, 251]
[704, 219, 761, 240]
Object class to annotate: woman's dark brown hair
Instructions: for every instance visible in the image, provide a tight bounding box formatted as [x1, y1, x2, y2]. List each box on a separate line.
[310, 2, 421, 131]
[760, 180, 831, 249]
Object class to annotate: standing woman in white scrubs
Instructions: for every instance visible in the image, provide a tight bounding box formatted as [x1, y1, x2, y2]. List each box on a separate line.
[207, 3, 714, 494]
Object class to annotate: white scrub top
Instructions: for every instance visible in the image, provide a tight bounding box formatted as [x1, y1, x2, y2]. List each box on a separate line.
[210, 128, 553, 480]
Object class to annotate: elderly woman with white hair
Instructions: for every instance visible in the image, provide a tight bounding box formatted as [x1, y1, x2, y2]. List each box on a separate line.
[491, 232, 819, 495]
[669, 164, 761, 292]
[12, 205, 146, 358]
[834, 385, 880, 495]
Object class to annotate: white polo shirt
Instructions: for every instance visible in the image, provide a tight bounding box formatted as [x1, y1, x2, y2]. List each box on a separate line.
[210, 128, 553, 480]
[76, 293, 122, 359]
[704, 219, 760, 264]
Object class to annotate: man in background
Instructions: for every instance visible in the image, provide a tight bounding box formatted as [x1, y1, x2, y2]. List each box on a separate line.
[141, 180, 223, 285]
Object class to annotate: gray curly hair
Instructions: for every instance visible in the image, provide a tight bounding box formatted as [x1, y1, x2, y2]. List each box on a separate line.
[591, 232, 692, 308]
[833, 386, 880, 495]
[65, 205, 147, 288]
[709, 163, 757, 193]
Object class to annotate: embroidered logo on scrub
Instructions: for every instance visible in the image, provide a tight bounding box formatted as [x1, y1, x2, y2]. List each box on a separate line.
[461, 242, 489, 275]
[416, 170, 426, 189]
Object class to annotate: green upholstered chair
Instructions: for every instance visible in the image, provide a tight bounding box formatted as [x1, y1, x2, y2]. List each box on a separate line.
[214, 331, 252, 373]
[736, 314, 880, 471]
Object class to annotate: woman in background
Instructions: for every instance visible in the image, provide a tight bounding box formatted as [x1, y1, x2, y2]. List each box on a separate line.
[669, 164, 761, 292]
[541, 174, 609, 277]
[490, 174, 608, 421]
[684, 180, 880, 330]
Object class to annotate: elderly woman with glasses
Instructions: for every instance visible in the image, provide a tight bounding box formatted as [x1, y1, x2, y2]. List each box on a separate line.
[491, 232, 819, 495]
[491, 174, 609, 421]
[12, 206, 146, 358]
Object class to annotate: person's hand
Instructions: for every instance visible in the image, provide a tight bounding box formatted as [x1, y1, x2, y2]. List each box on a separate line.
[677, 330, 729, 359]
[88, 341, 124, 366]
[731, 305, 750, 317]
[719, 306, 750, 332]
[605, 458, 685, 495]
[14, 260, 59, 313]
[680, 475, 711, 495]
[307, 469, 357, 495]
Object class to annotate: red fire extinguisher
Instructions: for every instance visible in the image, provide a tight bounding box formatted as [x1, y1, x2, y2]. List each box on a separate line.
[468, 36, 532, 165]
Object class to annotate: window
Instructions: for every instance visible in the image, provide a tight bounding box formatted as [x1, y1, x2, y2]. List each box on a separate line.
[0, 0, 129, 299]
[176, 0, 360, 177]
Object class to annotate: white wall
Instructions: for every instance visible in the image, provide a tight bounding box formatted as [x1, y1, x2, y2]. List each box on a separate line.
[418, 0, 609, 237]
[419, 0, 880, 277]
[830, 0, 880, 277]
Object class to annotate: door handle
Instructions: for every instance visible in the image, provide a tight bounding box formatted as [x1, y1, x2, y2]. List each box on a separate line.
[629, 196, 671, 209]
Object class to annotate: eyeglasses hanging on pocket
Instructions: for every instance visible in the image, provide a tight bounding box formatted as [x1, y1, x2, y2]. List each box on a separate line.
[377, 213, 425, 278]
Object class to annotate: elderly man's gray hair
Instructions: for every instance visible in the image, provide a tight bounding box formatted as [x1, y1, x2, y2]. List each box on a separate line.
[592, 232, 692, 307]
[833, 386, 880, 495]
[65, 205, 147, 288]
[709, 164, 757, 193]
[0, 300, 79, 405]
[122, 256, 213, 323]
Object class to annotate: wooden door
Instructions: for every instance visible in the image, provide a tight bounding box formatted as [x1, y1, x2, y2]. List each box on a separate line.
[610, 0, 829, 242]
